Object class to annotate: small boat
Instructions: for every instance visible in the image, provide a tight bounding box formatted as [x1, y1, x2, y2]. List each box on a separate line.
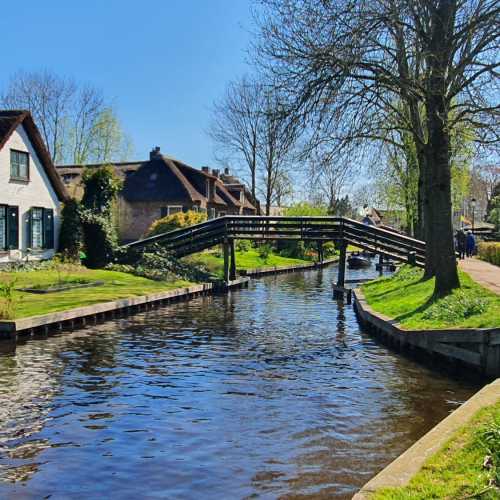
[347, 252, 371, 269]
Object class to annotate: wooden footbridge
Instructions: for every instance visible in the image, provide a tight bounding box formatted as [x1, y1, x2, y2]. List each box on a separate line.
[125, 216, 425, 287]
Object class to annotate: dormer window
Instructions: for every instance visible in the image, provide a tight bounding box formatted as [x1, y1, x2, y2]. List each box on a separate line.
[10, 150, 29, 181]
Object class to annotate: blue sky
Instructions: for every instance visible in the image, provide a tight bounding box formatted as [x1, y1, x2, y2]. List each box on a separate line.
[0, 0, 253, 167]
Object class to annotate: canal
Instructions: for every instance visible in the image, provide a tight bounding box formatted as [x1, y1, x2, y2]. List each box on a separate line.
[0, 265, 479, 499]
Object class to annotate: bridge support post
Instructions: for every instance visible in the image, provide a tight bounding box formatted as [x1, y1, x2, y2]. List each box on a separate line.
[378, 253, 384, 276]
[317, 241, 324, 264]
[223, 240, 230, 284]
[408, 251, 416, 266]
[334, 241, 347, 299]
[229, 239, 236, 280]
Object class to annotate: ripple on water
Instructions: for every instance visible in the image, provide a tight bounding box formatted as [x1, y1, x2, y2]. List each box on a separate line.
[0, 265, 479, 499]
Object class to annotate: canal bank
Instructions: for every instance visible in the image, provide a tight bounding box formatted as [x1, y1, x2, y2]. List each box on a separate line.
[0, 258, 337, 342]
[0, 264, 479, 499]
[353, 288, 500, 378]
[353, 378, 500, 499]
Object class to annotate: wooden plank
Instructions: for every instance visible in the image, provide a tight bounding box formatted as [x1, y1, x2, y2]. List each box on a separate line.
[432, 342, 481, 366]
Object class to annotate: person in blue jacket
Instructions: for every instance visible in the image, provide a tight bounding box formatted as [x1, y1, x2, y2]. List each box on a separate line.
[466, 230, 476, 257]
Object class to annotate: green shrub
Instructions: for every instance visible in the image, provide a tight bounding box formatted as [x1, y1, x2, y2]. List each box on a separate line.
[58, 199, 83, 259]
[322, 241, 337, 257]
[477, 414, 500, 487]
[81, 166, 122, 268]
[257, 243, 272, 263]
[109, 244, 213, 282]
[236, 239, 252, 253]
[147, 210, 207, 236]
[0, 278, 18, 320]
[422, 289, 488, 323]
[280, 240, 306, 259]
[478, 242, 500, 266]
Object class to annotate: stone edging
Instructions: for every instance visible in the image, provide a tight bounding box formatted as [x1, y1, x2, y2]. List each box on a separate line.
[353, 378, 500, 499]
[353, 289, 500, 377]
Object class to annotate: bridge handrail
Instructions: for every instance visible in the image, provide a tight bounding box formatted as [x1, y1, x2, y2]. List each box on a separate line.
[123, 215, 426, 265]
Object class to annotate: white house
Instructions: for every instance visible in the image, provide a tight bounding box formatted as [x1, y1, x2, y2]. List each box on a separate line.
[0, 110, 68, 264]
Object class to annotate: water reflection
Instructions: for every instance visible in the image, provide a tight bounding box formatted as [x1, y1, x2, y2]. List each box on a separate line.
[0, 265, 479, 499]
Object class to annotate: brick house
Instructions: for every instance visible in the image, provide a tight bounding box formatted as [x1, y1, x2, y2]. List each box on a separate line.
[57, 147, 257, 242]
[0, 110, 68, 264]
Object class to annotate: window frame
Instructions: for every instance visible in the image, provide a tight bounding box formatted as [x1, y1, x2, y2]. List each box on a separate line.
[0, 205, 7, 251]
[29, 207, 55, 250]
[10, 149, 30, 182]
[161, 205, 183, 217]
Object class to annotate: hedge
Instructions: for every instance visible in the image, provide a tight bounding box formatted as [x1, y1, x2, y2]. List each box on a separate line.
[147, 210, 207, 237]
[478, 241, 500, 266]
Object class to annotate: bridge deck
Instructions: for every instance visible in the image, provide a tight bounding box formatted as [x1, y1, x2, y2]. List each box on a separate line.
[125, 216, 426, 267]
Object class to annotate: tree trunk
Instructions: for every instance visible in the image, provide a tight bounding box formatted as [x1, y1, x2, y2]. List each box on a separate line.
[425, 0, 460, 295]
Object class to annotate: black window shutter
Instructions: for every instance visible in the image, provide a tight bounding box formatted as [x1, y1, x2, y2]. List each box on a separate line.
[43, 209, 54, 249]
[27, 209, 32, 249]
[7, 206, 19, 250]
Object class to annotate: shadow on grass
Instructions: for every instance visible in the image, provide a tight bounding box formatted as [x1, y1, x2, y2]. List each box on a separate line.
[393, 294, 437, 324]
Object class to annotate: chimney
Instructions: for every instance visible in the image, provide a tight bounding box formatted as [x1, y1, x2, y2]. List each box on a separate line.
[150, 146, 161, 160]
[212, 169, 220, 178]
[224, 167, 230, 175]
[201, 166, 210, 173]
[206, 178, 215, 202]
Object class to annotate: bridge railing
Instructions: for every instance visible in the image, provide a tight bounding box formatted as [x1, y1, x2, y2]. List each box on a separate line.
[123, 215, 426, 266]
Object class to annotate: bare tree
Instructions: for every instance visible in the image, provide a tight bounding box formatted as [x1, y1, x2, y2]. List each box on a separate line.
[208, 76, 264, 201]
[2, 70, 75, 162]
[257, 91, 297, 214]
[2, 69, 132, 165]
[254, 0, 500, 295]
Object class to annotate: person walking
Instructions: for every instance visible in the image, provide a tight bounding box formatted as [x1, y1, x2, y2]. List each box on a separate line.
[457, 229, 467, 259]
[466, 230, 476, 258]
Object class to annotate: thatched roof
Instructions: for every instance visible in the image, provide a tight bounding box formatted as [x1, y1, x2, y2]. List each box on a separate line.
[56, 150, 255, 211]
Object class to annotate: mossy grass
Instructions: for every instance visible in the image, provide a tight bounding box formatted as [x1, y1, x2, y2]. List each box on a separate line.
[362, 265, 500, 329]
[183, 248, 314, 278]
[372, 402, 500, 499]
[0, 268, 191, 319]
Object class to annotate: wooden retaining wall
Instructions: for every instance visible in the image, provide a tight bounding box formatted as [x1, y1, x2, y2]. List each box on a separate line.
[0, 278, 249, 342]
[354, 289, 500, 378]
[240, 257, 338, 278]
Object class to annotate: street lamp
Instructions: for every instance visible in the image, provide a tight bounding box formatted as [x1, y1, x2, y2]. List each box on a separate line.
[471, 198, 477, 233]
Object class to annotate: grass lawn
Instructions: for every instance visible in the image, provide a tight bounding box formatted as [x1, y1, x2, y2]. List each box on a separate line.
[184, 249, 315, 278]
[373, 401, 500, 499]
[0, 268, 191, 319]
[362, 265, 500, 329]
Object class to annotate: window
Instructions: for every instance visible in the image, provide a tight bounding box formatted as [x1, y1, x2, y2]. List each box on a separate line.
[29, 208, 54, 250]
[10, 150, 29, 180]
[31, 208, 44, 249]
[160, 206, 183, 218]
[0, 205, 19, 250]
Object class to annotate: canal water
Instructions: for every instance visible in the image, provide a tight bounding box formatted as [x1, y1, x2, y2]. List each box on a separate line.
[0, 265, 479, 499]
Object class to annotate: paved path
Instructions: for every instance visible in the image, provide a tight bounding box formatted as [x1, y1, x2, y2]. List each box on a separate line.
[458, 257, 500, 295]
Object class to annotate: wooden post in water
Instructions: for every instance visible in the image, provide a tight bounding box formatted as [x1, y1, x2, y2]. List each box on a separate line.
[229, 239, 236, 280]
[378, 253, 384, 276]
[333, 240, 347, 299]
[223, 240, 230, 284]
[317, 241, 324, 264]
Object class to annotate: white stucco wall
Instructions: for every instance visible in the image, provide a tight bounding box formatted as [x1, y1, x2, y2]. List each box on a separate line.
[0, 124, 61, 263]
